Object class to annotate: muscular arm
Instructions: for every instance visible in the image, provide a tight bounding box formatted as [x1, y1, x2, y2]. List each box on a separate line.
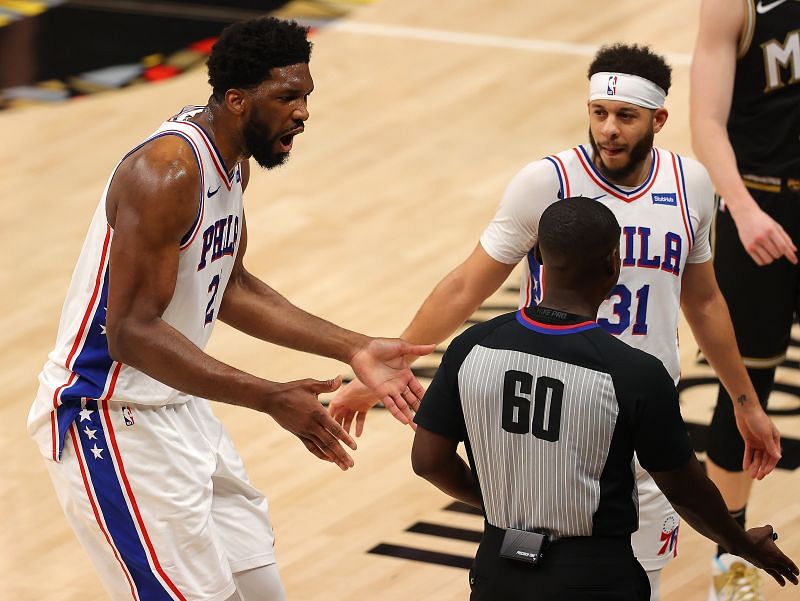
[680, 260, 781, 475]
[218, 216, 370, 364]
[104, 141, 361, 469]
[105, 137, 270, 409]
[690, 0, 796, 264]
[651, 457, 798, 585]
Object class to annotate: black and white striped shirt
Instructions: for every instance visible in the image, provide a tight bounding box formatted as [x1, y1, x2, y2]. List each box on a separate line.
[414, 305, 693, 538]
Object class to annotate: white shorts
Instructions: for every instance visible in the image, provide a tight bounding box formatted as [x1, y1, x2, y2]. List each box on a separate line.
[631, 458, 680, 571]
[43, 397, 276, 601]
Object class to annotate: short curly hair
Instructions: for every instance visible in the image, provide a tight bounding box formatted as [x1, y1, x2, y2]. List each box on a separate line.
[587, 44, 671, 94]
[207, 17, 312, 101]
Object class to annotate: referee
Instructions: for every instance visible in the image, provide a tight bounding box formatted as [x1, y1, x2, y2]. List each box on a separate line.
[411, 197, 798, 600]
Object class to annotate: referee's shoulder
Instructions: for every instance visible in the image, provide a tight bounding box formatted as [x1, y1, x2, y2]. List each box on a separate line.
[585, 328, 672, 382]
[451, 311, 517, 348]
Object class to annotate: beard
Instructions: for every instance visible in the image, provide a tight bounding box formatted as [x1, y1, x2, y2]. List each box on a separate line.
[588, 125, 654, 182]
[243, 115, 290, 170]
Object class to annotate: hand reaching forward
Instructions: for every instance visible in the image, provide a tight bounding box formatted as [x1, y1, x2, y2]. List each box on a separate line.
[349, 338, 434, 428]
[738, 525, 799, 586]
[734, 404, 781, 480]
[266, 376, 357, 470]
[329, 378, 380, 437]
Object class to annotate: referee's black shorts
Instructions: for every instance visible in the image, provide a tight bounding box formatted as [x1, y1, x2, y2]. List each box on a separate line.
[469, 523, 650, 601]
[713, 185, 800, 368]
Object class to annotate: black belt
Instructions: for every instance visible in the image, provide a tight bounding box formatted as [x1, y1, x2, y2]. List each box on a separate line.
[742, 174, 800, 194]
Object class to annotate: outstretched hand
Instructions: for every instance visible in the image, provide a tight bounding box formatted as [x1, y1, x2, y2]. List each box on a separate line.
[266, 376, 357, 470]
[329, 378, 380, 437]
[349, 338, 434, 429]
[735, 406, 781, 480]
[740, 525, 799, 586]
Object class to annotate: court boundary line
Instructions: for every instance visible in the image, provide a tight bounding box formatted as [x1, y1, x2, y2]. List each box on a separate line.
[327, 21, 692, 66]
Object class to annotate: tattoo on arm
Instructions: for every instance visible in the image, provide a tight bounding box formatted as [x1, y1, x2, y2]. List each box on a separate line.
[737, 394, 747, 407]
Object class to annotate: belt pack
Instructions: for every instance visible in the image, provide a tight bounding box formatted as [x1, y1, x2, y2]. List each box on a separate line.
[499, 528, 551, 566]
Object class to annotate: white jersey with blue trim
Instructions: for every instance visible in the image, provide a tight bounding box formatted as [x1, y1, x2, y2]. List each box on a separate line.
[29, 106, 245, 460]
[480, 145, 715, 383]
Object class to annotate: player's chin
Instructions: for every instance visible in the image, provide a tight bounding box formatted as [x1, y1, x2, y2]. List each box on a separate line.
[253, 150, 290, 170]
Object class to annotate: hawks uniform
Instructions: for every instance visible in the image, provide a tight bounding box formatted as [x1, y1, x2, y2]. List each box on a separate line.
[480, 144, 715, 570]
[708, 0, 800, 472]
[27, 107, 274, 601]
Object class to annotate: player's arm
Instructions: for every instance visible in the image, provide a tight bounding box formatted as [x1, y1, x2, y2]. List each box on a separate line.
[217, 215, 433, 419]
[690, 0, 796, 265]
[680, 260, 781, 478]
[650, 458, 798, 586]
[105, 138, 356, 470]
[331, 161, 557, 433]
[630, 359, 797, 586]
[411, 426, 481, 508]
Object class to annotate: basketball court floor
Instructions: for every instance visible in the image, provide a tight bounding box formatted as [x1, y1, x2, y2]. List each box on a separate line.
[1, 0, 798, 599]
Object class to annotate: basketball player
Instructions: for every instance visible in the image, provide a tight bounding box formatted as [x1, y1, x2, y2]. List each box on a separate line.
[331, 44, 781, 600]
[691, 1, 800, 599]
[412, 198, 798, 600]
[27, 17, 432, 601]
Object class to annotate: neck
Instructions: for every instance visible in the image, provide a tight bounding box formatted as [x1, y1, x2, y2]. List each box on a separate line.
[191, 105, 245, 176]
[538, 289, 602, 320]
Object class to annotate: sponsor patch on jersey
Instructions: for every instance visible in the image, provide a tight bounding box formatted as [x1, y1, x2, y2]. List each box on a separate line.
[651, 192, 677, 206]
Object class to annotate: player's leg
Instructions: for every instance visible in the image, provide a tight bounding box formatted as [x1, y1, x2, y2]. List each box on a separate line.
[46, 399, 238, 601]
[195, 400, 285, 601]
[706, 188, 798, 601]
[232, 565, 286, 601]
[630, 462, 679, 601]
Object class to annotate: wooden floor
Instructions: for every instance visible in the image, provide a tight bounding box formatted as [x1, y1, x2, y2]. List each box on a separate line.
[2, 0, 798, 599]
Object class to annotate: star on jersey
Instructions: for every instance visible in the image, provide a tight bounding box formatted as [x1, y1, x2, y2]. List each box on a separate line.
[100, 324, 106, 335]
[90, 444, 104, 460]
[83, 426, 97, 440]
[79, 408, 94, 422]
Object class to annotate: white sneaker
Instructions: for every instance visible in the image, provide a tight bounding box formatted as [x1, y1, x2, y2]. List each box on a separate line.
[708, 553, 764, 601]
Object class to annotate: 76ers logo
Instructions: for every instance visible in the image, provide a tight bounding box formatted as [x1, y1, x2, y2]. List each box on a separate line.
[607, 75, 618, 95]
[658, 516, 679, 557]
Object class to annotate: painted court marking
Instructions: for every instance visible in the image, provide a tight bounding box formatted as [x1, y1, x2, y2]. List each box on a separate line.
[327, 21, 692, 66]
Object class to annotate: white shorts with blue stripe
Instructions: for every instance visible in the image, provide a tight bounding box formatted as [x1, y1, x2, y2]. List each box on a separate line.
[42, 396, 276, 601]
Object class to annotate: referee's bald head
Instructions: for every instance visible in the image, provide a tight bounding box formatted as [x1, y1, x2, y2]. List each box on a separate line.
[537, 197, 621, 284]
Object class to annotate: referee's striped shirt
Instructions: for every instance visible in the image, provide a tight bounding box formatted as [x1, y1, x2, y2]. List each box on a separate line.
[414, 305, 693, 538]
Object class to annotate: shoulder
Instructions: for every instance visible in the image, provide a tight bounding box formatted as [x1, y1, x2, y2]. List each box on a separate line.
[598, 333, 673, 392]
[506, 158, 562, 191]
[118, 134, 201, 192]
[108, 134, 201, 236]
[444, 313, 518, 369]
[675, 154, 712, 185]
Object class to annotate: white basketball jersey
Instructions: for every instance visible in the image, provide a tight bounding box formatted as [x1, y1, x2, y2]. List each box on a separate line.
[30, 106, 244, 460]
[481, 145, 714, 383]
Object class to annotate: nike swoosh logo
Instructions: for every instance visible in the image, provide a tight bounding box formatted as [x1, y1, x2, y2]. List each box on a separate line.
[590, 194, 607, 201]
[756, 0, 789, 14]
[207, 185, 221, 198]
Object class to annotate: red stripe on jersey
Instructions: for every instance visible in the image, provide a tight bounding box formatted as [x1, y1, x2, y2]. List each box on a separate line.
[670, 153, 694, 252]
[65, 226, 112, 370]
[553, 155, 571, 198]
[100, 400, 187, 601]
[574, 147, 660, 202]
[70, 426, 139, 601]
[101, 362, 124, 401]
[181, 121, 231, 190]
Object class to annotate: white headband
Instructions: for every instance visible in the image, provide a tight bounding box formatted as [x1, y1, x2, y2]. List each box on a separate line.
[589, 72, 666, 109]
